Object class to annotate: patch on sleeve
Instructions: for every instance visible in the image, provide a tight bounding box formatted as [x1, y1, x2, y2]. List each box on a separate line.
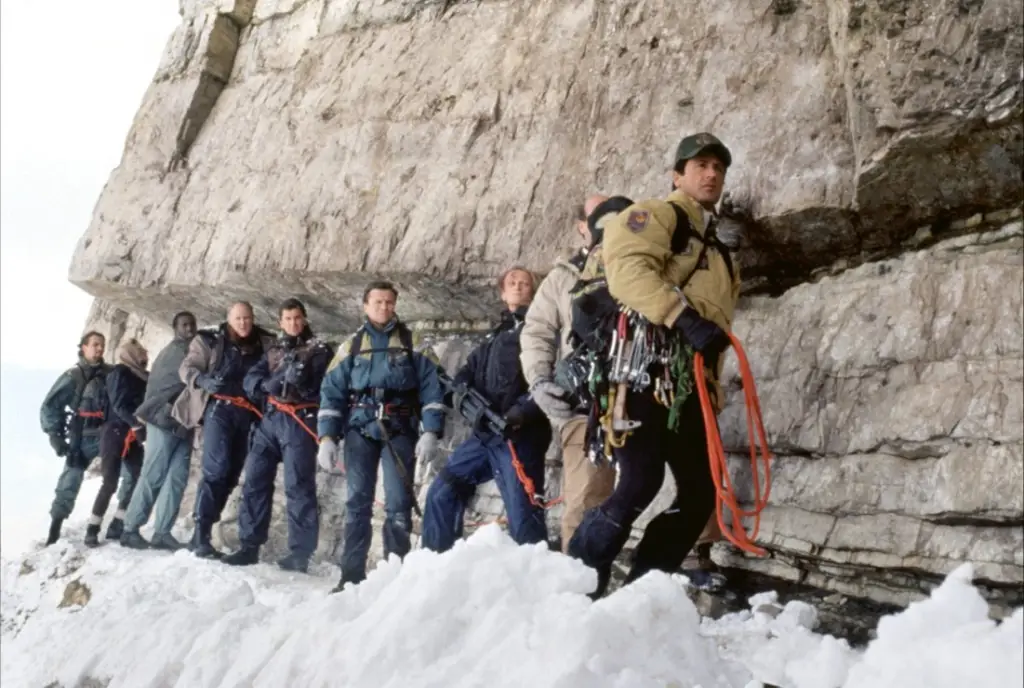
[626, 210, 650, 233]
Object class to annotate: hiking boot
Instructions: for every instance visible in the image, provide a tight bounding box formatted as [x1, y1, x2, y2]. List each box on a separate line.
[682, 569, 728, 592]
[84, 524, 101, 548]
[119, 530, 151, 550]
[277, 553, 309, 574]
[149, 532, 184, 552]
[330, 571, 364, 594]
[105, 518, 125, 541]
[189, 527, 222, 560]
[45, 518, 64, 546]
[222, 546, 260, 567]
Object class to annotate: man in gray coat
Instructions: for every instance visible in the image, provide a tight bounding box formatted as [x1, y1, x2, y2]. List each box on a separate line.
[119, 312, 197, 550]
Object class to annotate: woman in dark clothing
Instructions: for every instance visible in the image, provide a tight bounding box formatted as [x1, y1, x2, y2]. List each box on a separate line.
[85, 339, 150, 547]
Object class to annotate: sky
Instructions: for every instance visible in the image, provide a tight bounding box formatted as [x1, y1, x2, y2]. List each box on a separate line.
[0, 0, 180, 370]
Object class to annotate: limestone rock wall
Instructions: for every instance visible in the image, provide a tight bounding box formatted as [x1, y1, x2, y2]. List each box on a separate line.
[69, 0, 1023, 610]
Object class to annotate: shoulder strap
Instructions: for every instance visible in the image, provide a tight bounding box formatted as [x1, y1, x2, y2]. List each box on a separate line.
[669, 203, 735, 283]
[349, 327, 366, 358]
[397, 323, 414, 355]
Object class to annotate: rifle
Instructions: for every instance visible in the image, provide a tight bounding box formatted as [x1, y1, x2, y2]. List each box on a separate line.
[437, 370, 508, 438]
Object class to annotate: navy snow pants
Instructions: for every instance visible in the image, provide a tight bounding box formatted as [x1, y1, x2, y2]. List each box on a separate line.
[236, 406, 319, 559]
[421, 427, 549, 553]
[193, 400, 258, 533]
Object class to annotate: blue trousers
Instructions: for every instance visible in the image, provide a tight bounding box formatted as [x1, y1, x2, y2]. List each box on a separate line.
[421, 429, 548, 553]
[193, 400, 258, 531]
[123, 424, 192, 536]
[237, 406, 319, 558]
[339, 428, 416, 582]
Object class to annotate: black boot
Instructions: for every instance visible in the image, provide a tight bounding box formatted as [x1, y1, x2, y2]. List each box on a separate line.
[222, 546, 260, 567]
[330, 571, 364, 594]
[277, 553, 309, 574]
[105, 518, 124, 541]
[189, 526, 222, 560]
[119, 530, 151, 550]
[84, 524, 101, 548]
[45, 518, 64, 546]
[148, 532, 184, 551]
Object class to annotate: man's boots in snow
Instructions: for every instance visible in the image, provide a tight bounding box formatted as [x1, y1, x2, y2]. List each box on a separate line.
[189, 525, 223, 560]
[330, 571, 365, 594]
[681, 543, 727, 592]
[149, 533, 184, 551]
[84, 524, 101, 548]
[277, 553, 309, 574]
[105, 517, 124, 541]
[45, 518, 64, 546]
[222, 546, 260, 567]
[119, 530, 150, 550]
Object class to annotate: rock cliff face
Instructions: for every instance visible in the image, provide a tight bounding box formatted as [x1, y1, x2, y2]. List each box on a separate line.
[72, 0, 1022, 610]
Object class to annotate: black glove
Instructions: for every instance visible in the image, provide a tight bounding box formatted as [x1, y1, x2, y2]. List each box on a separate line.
[675, 308, 730, 365]
[48, 434, 67, 457]
[284, 362, 304, 386]
[503, 404, 528, 441]
[132, 425, 147, 444]
[196, 373, 225, 394]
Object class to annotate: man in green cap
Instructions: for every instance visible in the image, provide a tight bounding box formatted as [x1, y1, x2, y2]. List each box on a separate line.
[565, 132, 742, 598]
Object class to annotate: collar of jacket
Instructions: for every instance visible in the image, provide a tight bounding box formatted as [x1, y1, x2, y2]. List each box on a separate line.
[667, 189, 714, 237]
[278, 325, 315, 349]
[363, 317, 399, 336]
[500, 306, 529, 327]
[77, 356, 105, 371]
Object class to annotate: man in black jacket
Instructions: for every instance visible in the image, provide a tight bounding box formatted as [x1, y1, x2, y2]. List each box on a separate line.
[421, 267, 552, 552]
[120, 312, 197, 550]
[222, 298, 333, 573]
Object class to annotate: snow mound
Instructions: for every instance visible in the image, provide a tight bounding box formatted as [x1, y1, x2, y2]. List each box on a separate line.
[1, 526, 1021, 688]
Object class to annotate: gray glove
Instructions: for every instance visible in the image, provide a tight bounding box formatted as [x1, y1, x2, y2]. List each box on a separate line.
[530, 379, 574, 425]
[415, 431, 440, 464]
[317, 437, 343, 474]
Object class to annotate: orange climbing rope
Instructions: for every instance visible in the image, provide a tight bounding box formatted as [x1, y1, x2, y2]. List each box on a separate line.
[211, 393, 264, 418]
[694, 332, 773, 556]
[120, 427, 138, 458]
[267, 397, 319, 442]
[507, 439, 563, 510]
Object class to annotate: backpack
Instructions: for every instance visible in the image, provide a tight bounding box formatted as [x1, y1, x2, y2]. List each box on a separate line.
[69, 365, 109, 429]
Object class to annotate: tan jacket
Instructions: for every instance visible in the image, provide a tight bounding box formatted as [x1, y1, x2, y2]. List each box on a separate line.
[603, 190, 742, 409]
[519, 253, 586, 388]
[170, 325, 275, 429]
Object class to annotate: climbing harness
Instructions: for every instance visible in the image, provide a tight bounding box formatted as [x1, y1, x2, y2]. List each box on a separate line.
[267, 396, 319, 442]
[211, 393, 263, 418]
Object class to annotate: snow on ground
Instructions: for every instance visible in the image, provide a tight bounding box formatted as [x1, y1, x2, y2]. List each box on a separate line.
[1, 520, 1021, 688]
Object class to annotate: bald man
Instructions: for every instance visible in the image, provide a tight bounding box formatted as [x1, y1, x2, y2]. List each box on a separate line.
[176, 302, 275, 558]
[520, 194, 619, 551]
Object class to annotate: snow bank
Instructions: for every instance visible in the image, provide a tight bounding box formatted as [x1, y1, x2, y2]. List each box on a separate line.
[1, 525, 1021, 688]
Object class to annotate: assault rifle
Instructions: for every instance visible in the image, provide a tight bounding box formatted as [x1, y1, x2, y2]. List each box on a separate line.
[438, 369, 508, 438]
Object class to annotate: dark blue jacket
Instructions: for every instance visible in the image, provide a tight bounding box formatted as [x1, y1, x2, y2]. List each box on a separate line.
[105, 364, 148, 432]
[454, 306, 544, 423]
[197, 324, 272, 398]
[244, 328, 334, 407]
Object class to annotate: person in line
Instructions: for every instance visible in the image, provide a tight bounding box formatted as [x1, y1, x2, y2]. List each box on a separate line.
[222, 298, 333, 573]
[84, 339, 149, 546]
[566, 132, 742, 598]
[176, 301, 275, 558]
[421, 267, 551, 552]
[318, 281, 446, 591]
[119, 312, 198, 550]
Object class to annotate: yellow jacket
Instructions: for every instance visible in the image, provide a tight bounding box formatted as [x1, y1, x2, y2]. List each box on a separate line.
[603, 190, 741, 332]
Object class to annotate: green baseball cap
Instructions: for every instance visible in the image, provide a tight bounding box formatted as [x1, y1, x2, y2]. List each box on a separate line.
[674, 132, 732, 168]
